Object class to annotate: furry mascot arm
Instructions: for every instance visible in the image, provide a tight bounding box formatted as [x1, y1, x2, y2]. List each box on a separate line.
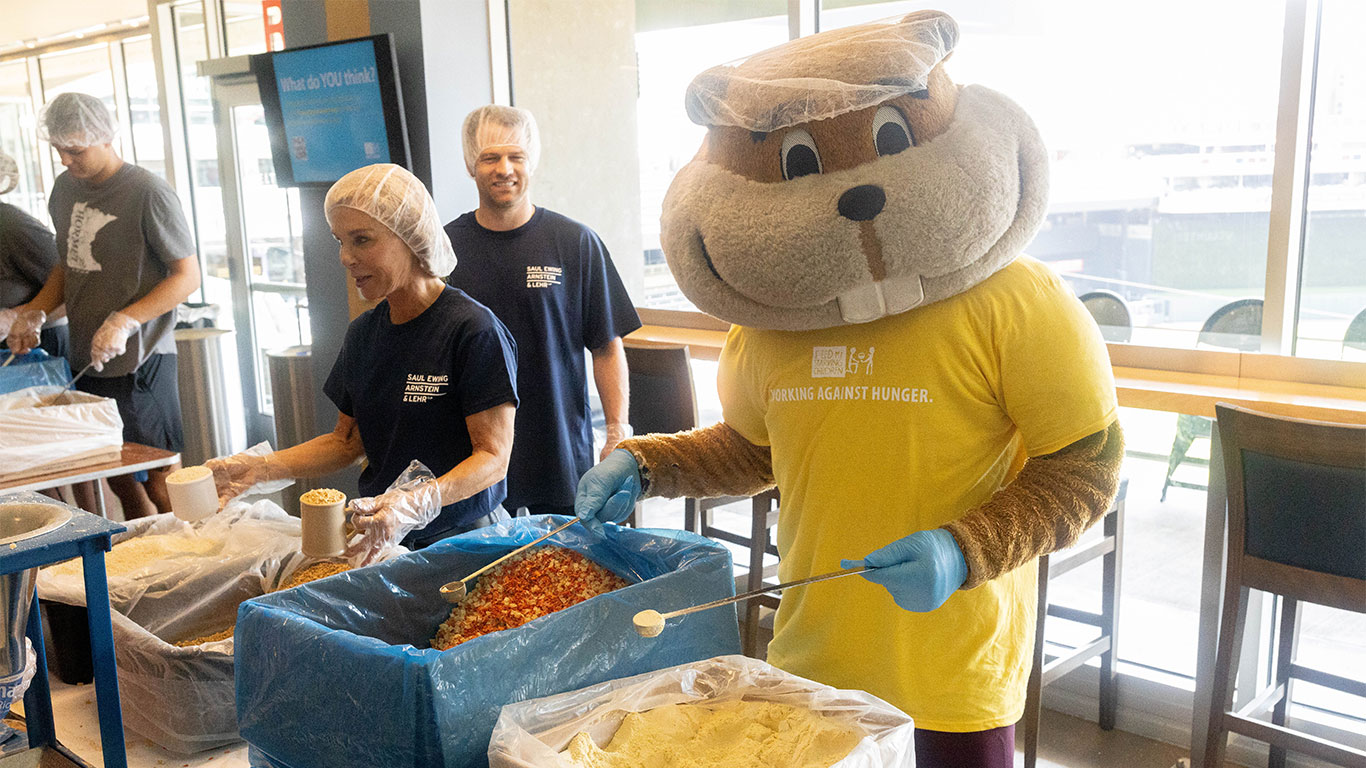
[944, 419, 1124, 589]
[617, 422, 775, 500]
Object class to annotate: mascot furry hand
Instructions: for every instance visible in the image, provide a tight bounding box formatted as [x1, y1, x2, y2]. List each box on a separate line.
[578, 11, 1123, 731]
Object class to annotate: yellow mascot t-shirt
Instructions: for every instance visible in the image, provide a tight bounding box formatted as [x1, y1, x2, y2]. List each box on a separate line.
[718, 256, 1118, 731]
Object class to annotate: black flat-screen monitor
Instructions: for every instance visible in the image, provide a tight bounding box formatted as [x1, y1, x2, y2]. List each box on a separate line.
[251, 34, 410, 187]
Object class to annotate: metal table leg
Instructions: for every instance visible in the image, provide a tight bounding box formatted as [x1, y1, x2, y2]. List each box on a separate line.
[79, 543, 125, 768]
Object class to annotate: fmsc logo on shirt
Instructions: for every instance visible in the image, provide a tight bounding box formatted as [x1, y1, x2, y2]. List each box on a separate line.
[526, 265, 563, 288]
[811, 346, 875, 377]
[403, 373, 448, 403]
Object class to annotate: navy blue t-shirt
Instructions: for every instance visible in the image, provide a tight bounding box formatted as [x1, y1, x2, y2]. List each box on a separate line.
[445, 207, 641, 508]
[323, 286, 518, 542]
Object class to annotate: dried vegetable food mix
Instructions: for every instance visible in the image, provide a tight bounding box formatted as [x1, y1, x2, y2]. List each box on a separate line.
[172, 561, 351, 647]
[432, 546, 629, 650]
[561, 700, 865, 768]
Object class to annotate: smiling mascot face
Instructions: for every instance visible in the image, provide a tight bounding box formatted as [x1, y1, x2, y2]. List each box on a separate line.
[660, 10, 1051, 330]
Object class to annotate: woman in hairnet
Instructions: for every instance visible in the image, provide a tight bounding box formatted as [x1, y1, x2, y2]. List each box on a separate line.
[207, 164, 518, 563]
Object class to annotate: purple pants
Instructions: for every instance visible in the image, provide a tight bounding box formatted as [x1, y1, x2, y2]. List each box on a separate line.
[914, 724, 1016, 768]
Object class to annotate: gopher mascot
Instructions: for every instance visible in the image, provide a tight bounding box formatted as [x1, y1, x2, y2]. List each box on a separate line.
[577, 11, 1122, 766]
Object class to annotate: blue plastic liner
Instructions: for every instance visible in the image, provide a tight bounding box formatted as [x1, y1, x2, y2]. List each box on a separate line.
[236, 515, 741, 768]
[0, 351, 70, 395]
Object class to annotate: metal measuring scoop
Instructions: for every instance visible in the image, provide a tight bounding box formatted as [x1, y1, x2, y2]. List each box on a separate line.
[40, 362, 95, 406]
[631, 564, 875, 637]
[438, 517, 581, 602]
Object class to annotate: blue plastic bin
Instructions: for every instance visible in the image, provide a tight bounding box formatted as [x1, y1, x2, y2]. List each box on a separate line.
[0, 350, 70, 395]
[236, 516, 741, 768]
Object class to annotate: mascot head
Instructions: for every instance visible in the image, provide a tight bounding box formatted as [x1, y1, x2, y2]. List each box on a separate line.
[660, 10, 1050, 330]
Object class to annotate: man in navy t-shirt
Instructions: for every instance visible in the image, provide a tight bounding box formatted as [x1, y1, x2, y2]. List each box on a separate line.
[445, 105, 640, 516]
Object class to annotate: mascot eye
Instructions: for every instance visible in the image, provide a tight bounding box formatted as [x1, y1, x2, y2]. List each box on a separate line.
[873, 105, 914, 156]
[780, 130, 822, 180]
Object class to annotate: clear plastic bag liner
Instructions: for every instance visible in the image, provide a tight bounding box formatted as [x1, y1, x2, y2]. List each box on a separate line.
[488, 654, 915, 768]
[36, 499, 405, 754]
[237, 515, 742, 768]
[0, 385, 123, 481]
[684, 11, 957, 132]
[0, 354, 69, 394]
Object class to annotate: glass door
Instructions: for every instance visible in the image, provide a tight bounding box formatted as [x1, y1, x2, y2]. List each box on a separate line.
[209, 74, 309, 446]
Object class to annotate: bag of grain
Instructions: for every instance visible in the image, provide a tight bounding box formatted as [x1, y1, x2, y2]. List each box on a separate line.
[488, 655, 916, 768]
[0, 385, 122, 483]
[237, 515, 742, 768]
[36, 499, 405, 754]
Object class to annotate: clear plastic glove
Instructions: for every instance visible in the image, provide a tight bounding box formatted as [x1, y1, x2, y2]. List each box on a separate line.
[5, 309, 45, 355]
[841, 528, 968, 613]
[345, 460, 442, 566]
[90, 310, 139, 372]
[205, 443, 294, 511]
[598, 422, 634, 461]
[0, 307, 16, 343]
[574, 448, 642, 536]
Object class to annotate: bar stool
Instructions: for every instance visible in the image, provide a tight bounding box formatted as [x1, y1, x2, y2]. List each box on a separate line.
[1201, 404, 1366, 768]
[1021, 477, 1127, 768]
[687, 489, 779, 657]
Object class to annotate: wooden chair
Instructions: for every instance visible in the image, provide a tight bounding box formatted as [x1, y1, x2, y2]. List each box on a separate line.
[1020, 478, 1127, 768]
[622, 342, 698, 528]
[1202, 403, 1366, 768]
[687, 488, 780, 657]
[624, 340, 780, 656]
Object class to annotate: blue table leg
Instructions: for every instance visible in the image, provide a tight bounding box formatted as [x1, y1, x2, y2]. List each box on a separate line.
[80, 540, 126, 768]
[22, 592, 54, 750]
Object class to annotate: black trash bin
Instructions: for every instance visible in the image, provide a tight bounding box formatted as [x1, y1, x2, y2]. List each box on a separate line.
[41, 600, 93, 685]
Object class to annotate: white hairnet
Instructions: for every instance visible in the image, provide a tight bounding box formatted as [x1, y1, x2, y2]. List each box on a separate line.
[0, 153, 17, 196]
[324, 164, 456, 278]
[461, 105, 541, 176]
[685, 10, 958, 132]
[37, 92, 118, 148]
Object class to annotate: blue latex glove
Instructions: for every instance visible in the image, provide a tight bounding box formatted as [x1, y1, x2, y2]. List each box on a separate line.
[841, 528, 968, 612]
[574, 449, 642, 535]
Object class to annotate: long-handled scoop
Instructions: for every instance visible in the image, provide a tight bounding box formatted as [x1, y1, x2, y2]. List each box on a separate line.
[632, 564, 875, 637]
[439, 517, 581, 602]
[43, 362, 94, 405]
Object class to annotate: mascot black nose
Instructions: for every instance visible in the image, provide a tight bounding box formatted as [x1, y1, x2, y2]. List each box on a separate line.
[838, 185, 886, 221]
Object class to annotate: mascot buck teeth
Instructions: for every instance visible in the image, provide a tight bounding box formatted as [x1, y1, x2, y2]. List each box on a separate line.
[577, 11, 1124, 765]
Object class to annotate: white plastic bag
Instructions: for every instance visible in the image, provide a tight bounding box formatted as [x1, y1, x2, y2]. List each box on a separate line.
[36, 499, 406, 753]
[0, 385, 122, 482]
[488, 654, 915, 768]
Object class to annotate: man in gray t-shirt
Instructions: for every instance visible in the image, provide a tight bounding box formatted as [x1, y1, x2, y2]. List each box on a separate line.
[7, 93, 200, 518]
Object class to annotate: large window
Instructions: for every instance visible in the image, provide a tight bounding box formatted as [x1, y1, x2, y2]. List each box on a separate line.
[37, 43, 120, 185]
[635, 9, 788, 309]
[0, 60, 42, 219]
[1296, 0, 1366, 360]
[121, 35, 166, 180]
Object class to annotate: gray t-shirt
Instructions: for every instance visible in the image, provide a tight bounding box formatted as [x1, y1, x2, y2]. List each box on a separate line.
[48, 163, 194, 377]
[0, 201, 59, 309]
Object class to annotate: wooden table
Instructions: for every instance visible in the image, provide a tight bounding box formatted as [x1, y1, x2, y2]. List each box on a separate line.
[627, 322, 1366, 766]
[0, 443, 182, 518]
